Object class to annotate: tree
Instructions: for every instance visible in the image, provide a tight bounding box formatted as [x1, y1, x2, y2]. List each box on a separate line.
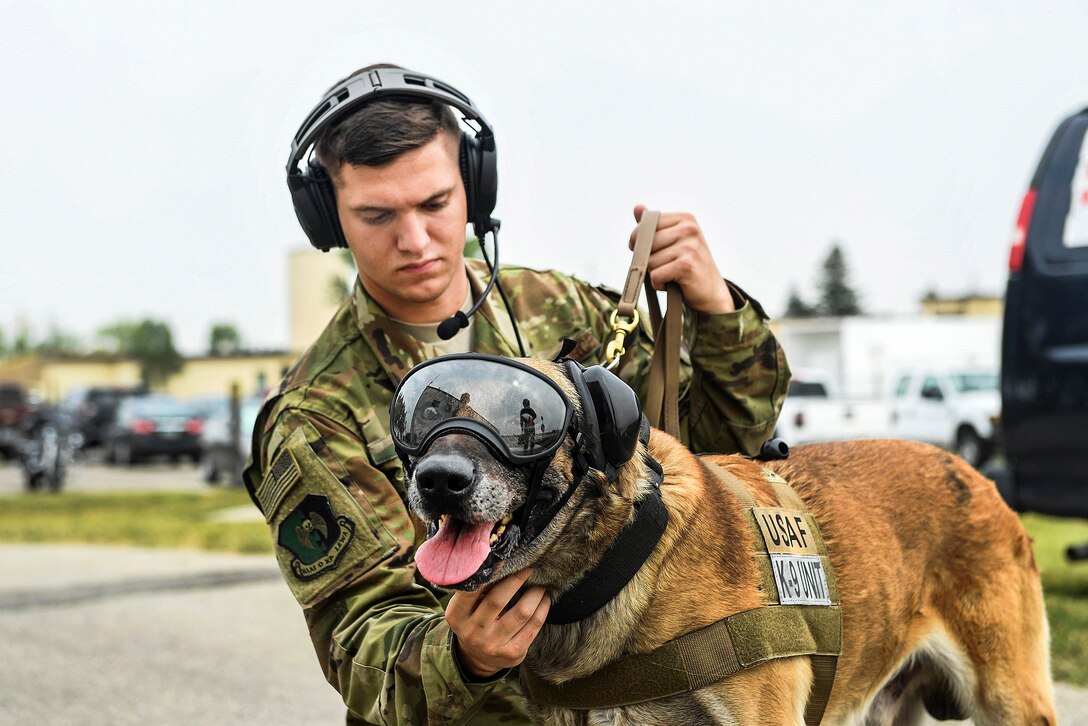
[12, 319, 32, 355]
[209, 323, 243, 356]
[784, 286, 819, 318]
[97, 318, 183, 387]
[817, 243, 863, 316]
[36, 324, 82, 356]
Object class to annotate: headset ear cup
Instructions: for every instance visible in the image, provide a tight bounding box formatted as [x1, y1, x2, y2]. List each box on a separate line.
[288, 161, 347, 251]
[582, 366, 642, 468]
[459, 133, 479, 231]
[459, 131, 498, 240]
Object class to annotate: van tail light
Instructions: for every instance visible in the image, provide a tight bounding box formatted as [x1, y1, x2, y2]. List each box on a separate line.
[794, 411, 805, 429]
[130, 418, 156, 435]
[1009, 188, 1037, 273]
[184, 418, 203, 435]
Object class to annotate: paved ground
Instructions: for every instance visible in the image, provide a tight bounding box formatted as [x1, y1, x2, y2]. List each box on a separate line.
[0, 456, 210, 496]
[0, 544, 345, 725]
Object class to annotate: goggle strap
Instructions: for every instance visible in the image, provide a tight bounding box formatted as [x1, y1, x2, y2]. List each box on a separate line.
[395, 445, 414, 477]
[518, 458, 554, 535]
[518, 428, 592, 539]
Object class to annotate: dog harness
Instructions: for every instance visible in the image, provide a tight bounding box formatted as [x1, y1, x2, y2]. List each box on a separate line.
[520, 463, 842, 726]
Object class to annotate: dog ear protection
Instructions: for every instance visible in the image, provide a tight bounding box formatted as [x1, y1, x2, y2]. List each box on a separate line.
[286, 66, 498, 251]
[564, 360, 643, 471]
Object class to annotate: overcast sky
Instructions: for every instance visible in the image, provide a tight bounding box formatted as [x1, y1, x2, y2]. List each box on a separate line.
[3, 1, 1087, 355]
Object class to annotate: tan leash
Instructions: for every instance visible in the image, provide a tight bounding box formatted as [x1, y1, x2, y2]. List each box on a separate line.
[603, 210, 683, 438]
[589, 235, 841, 721]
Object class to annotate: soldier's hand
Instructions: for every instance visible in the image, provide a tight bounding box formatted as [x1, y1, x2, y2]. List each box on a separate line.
[630, 204, 734, 314]
[446, 568, 550, 679]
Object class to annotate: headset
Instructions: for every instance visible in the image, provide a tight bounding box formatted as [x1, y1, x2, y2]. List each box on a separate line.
[286, 65, 523, 349]
[286, 65, 498, 250]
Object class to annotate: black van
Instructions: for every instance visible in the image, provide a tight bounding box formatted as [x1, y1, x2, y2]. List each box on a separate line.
[1001, 106, 1088, 519]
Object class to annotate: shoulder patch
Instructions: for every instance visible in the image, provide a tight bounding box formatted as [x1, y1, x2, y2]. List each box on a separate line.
[277, 494, 356, 580]
[258, 447, 300, 518]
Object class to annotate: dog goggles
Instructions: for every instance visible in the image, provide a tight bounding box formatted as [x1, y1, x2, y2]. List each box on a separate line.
[390, 354, 575, 464]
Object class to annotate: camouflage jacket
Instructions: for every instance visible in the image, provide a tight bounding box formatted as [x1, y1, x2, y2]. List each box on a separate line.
[243, 257, 790, 725]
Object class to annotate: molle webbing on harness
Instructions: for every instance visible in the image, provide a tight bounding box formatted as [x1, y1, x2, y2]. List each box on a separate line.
[519, 605, 840, 710]
[520, 464, 841, 726]
[708, 462, 841, 726]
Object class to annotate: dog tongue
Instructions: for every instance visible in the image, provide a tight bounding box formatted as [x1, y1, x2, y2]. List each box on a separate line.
[416, 518, 494, 586]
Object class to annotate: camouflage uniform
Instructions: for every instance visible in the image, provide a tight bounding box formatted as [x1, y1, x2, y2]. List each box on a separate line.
[243, 257, 790, 725]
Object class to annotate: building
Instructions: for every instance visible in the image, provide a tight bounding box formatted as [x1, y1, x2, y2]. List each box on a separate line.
[772, 293, 1003, 398]
[918, 292, 1003, 317]
[289, 248, 352, 354]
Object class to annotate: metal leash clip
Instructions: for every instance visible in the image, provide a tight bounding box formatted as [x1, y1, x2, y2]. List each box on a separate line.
[604, 309, 640, 370]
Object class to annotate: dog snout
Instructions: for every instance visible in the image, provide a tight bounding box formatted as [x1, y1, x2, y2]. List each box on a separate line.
[414, 454, 476, 506]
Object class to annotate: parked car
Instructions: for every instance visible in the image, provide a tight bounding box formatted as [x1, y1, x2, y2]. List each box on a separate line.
[61, 385, 147, 449]
[775, 369, 892, 445]
[889, 368, 1000, 468]
[0, 382, 33, 460]
[1001, 105, 1088, 521]
[103, 395, 203, 465]
[198, 396, 262, 484]
[187, 394, 231, 422]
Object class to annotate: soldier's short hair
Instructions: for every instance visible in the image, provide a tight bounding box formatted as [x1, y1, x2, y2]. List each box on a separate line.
[314, 64, 461, 175]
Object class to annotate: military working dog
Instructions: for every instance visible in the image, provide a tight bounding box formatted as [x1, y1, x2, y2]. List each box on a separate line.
[393, 356, 1055, 725]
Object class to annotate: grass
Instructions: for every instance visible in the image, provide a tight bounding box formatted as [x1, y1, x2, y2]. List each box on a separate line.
[0, 492, 1085, 685]
[0, 489, 272, 555]
[1021, 513, 1088, 685]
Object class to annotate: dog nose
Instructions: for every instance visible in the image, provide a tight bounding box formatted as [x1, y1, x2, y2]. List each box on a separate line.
[414, 454, 476, 498]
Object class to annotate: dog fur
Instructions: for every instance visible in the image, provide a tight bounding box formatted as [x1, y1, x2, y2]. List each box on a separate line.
[405, 360, 1057, 725]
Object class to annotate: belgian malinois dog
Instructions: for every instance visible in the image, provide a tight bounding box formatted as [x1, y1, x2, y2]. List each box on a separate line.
[399, 358, 1056, 725]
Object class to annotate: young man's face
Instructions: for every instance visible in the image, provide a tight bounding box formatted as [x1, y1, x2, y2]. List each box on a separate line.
[332, 133, 469, 323]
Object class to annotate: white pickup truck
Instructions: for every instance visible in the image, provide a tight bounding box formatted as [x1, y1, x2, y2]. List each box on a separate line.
[889, 368, 1000, 467]
[774, 370, 893, 446]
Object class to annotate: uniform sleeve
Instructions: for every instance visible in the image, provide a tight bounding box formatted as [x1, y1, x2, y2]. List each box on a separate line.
[245, 404, 527, 725]
[567, 277, 789, 456]
[681, 282, 791, 455]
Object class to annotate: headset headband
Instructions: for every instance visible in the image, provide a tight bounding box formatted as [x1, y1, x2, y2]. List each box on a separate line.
[286, 66, 498, 249]
[286, 67, 495, 175]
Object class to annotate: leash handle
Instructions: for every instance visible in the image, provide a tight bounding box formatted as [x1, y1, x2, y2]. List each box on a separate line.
[604, 210, 682, 438]
[617, 211, 660, 318]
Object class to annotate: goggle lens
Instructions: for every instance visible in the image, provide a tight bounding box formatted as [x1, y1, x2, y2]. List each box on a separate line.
[391, 356, 572, 461]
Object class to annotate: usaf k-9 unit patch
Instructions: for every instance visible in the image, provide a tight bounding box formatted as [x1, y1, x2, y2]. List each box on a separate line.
[752, 506, 832, 606]
[278, 494, 356, 580]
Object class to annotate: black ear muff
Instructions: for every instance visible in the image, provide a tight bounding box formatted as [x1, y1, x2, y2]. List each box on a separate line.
[565, 361, 642, 471]
[459, 132, 498, 240]
[582, 366, 642, 468]
[287, 160, 347, 251]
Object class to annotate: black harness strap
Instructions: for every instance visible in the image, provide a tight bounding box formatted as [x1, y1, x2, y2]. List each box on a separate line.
[546, 465, 667, 624]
